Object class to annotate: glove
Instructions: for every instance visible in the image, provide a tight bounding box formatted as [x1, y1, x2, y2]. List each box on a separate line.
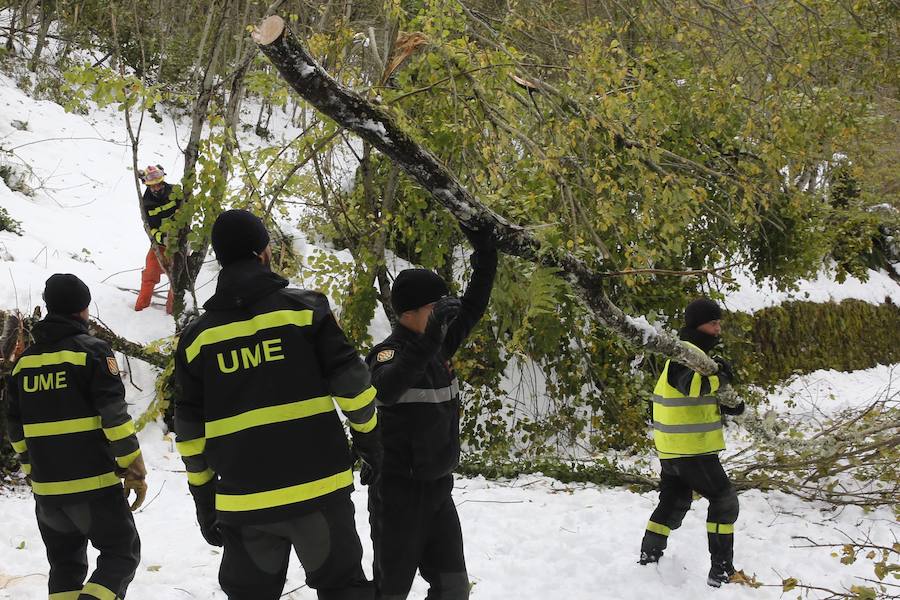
[460, 221, 496, 252]
[194, 489, 223, 547]
[360, 461, 378, 486]
[713, 357, 736, 385]
[121, 454, 148, 512]
[352, 429, 383, 486]
[425, 296, 462, 342]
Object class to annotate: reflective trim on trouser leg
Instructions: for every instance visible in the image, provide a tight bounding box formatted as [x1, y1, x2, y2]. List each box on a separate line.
[80, 581, 118, 599]
[706, 522, 735, 534]
[646, 521, 671, 536]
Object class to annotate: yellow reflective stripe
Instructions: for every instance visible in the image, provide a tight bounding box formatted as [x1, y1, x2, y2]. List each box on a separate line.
[147, 200, 176, 216]
[115, 448, 142, 468]
[653, 428, 725, 456]
[21, 463, 31, 475]
[104, 420, 136, 442]
[188, 468, 216, 486]
[81, 581, 118, 600]
[185, 309, 313, 363]
[176, 437, 206, 457]
[709, 375, 720, 394]
[334, 386, 376, 412]
[349, 412, 377, 433]
[217, 469, 353, 512]
[707, 522, 735, 535]
[205, 396, 334, 439]
[24, 416, 101, 438]
[31, 472, 120, 496]
[646, 521, 671, 536]
[49, 591, 81, 600]
[689, 372, 703, 397]
[11, 438, 27, 453]
[12, 350, 87, 375]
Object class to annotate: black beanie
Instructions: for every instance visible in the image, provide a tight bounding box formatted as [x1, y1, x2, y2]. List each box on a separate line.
[43, 274, 91, 315]
[211, 209, 271, 266]
[391, 269, 449, 314]
[684, 298, 723, 329]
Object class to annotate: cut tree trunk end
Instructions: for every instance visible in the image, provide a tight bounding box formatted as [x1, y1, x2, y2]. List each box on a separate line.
[252, 15, 738, 403]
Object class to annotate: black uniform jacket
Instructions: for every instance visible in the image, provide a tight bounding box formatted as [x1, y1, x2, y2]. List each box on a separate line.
[141, 183, 178, 245]
[669, 327, 744, 416]
[5, 315, 140, 506]
[367, 249, 497, 481]
[174, 259, 378, 526]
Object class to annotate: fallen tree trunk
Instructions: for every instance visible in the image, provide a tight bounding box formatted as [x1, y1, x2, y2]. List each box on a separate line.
[252, 16, 735, 389]
[0, 310, 168, 374]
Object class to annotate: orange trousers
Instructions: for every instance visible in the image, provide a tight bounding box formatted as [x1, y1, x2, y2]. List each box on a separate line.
[135, 247, 173, 314]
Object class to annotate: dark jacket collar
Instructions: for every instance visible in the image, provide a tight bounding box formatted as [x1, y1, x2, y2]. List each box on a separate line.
[678, 326, 719, 353]
[204, 259, 288, 311]
[32, 314, 88, 344]
[390, 321, 427, 342]
[143, 183, 173, 204]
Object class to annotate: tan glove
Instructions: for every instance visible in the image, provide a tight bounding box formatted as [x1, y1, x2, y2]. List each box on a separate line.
[122, 454, 148, 512]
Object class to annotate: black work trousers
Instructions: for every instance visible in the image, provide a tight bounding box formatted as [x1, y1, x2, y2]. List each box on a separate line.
[218, 493, 374, 600]
[641, 454, 739, 564]
[368, 474, 469, 600]
[35, 490, 141, 599]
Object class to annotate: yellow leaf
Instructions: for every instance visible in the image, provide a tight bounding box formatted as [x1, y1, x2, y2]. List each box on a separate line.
[730, 570, 761, 588]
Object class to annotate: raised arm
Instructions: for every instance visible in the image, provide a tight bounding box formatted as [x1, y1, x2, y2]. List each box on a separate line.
[442, 225, 498, 358]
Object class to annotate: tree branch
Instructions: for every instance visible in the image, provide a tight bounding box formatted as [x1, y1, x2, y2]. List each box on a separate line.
[251, 16, 730, 382]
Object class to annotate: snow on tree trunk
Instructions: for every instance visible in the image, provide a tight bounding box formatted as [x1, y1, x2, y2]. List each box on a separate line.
[252, 15, 736, 396]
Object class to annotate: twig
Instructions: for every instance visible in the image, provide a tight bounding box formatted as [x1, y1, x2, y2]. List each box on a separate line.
[136, 478, 166, 513]
[5, 137, 131, 151]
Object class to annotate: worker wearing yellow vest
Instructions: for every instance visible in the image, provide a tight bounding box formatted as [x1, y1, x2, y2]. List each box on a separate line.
[639, 298, 745, 588]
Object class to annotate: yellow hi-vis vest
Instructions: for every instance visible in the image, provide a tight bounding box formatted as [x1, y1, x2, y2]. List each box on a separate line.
[652, 342, 725, 459]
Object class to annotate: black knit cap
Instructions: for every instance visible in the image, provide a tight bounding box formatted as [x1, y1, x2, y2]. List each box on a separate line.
[211, 209, 271, 266]
[43, 273, 91, 315]
[391, 269, 449, 314]
[684, 298, 723, 329]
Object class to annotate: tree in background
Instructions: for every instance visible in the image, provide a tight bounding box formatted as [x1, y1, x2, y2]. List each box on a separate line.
[1, 0, 897, 459]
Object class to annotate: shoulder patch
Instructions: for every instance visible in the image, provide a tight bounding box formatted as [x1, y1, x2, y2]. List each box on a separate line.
[376, 349, 395, 363]
[107, 356, 120, 376]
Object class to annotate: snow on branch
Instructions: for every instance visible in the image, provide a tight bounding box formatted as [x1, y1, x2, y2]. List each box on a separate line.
[252, 15, 732, 386]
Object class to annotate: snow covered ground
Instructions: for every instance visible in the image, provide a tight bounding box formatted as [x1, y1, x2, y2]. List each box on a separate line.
[1, 364, 897, 599]
[1, 55, 899, 599]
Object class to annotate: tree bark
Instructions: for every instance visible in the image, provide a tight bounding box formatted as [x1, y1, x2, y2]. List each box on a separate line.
[29, 0, 56, 72]
[0, 311, 167, 374]
[252, 16, 731, 384]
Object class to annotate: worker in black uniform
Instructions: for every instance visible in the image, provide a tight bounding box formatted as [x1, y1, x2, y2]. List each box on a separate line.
[639, 298, 745, 587]
[174, 209, 380, 600]
[5, 273, 146, 600]
[135, 164, 180, 314]
[366, 223, 497, 600]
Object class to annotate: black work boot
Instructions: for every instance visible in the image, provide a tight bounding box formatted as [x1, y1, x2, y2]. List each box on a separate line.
[639, 548, 663, 565]
[707, 560, 736, 587]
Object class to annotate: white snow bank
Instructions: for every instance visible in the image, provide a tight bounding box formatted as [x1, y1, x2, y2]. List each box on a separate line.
[723, 267, 900, 313]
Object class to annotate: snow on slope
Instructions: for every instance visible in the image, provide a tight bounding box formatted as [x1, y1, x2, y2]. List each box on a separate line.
[1, 63, 899, 600]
